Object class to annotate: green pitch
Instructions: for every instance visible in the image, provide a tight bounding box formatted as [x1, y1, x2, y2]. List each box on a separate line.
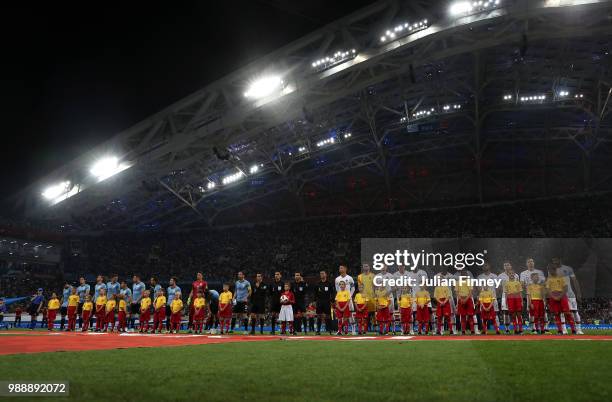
[0, 340, 611, 402]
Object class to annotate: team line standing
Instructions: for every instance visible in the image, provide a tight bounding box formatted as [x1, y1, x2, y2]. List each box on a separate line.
[33, 257, 583, 336]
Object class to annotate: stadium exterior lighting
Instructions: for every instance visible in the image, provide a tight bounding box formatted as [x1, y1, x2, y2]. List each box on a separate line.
[298, 146, 307, 153]
[207, 181, 216, 190]
[449, 0, 501, 17]
[42, 181, 72, 200]
[379, 19, 429, 43]
[519, 94, 546, 102]
[316, 137, 336, 148]
[575, 94, 584, 98]
[559, 91, 569, 97]
[249, 164, 259, 174]
[312, 49, 357, 71]
[343, 132, 352, 139]
[90, 156, 131, 182]
[221, 171, 245, 185]
[450, 2, 473, 16]
[503, 94, 513, 100]
[442, 104, 462, 111]
[244, 76, 284, 99]
[41, 181, 79, 205]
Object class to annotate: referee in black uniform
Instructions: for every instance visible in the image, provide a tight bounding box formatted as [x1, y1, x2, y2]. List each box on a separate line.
[292, 272, 309, 334]
[249, 273, 268, 334]
[269, 271, 284, 335]
[314, 270, 335, 335]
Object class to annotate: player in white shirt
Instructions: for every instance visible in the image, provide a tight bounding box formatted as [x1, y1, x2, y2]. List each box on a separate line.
[335, 265, 355, 331]
[477, 262, 501, 329]
[498, 261, 519, 334]
[393, 265, 411, 297]
[519, 258, 546, 286]
[335, 265, 355, 295]
[520, 258, 546, 332]
[552, 257, 583, 334]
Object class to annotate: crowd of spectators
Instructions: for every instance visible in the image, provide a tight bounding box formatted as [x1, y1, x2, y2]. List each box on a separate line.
[0, 216, 64, 243]
[580, 298, 612, 324]
[62, 192, 612, 282]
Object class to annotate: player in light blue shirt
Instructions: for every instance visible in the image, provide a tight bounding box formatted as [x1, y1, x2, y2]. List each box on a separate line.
[60, 282, 72, 330]
[93, 276, 107, 301]
[106, 274, 120, 299]
[166, 277, 181, 330]
[76, 277, 90, 329]
[131, 275, 146, 329]
[232, 271, 251, 332]
[119, 281, 132, 305]
[150, 277, 162, 302]
[76, 277, 90, 303]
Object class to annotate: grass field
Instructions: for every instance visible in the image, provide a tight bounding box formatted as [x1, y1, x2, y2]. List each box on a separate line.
[1, 338, 611, 402]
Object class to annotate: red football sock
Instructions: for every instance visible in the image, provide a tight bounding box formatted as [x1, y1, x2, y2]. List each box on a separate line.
[566, 313, 575, 332]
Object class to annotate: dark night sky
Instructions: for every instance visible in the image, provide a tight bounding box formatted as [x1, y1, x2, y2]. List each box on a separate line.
[0, 1, 375, 196]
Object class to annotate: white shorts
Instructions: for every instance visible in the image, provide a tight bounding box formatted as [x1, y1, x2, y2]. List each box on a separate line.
[568, 298, 578, 311]
[278, 305, 293, 322]
[501, 296, 508, 311]
[493, 299, 499, 312]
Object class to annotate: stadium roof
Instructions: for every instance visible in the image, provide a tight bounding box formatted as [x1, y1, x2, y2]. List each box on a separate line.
[11, 0, 612, 231]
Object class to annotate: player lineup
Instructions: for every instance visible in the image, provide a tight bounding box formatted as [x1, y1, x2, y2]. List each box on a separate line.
[17, 256, 582, 337]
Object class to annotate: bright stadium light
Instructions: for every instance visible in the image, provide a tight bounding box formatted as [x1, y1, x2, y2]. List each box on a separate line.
[244, 76, 284, 99]
[450, 1, 474, 15]
[519, 94, 546, 102]
[222, 170, 245, 185]
[42, 181, 72, 200]
[312, 49, 357, 71]
[503, 94, 513, 100]
[559, 90, 569, 97]
[207, 181, 216, 190]
[380, 19, 429, 43]
[449, 0, 501, 17]
[249, 164, 259, 174]
[90, 156, 131, 182]
[41, 181, 79, 205]
[316, 137, 336, 148]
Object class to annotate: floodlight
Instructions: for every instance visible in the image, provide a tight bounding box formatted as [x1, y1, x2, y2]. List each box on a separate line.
[222, 171, 245, 185]
[90, 156, 130, 181]
[42, 181, 71, 200]
[380, 19, 429, 43]
[244, 76, 283, 99]
[249, 165, 259, 174]
[449, 1, 474, 16]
